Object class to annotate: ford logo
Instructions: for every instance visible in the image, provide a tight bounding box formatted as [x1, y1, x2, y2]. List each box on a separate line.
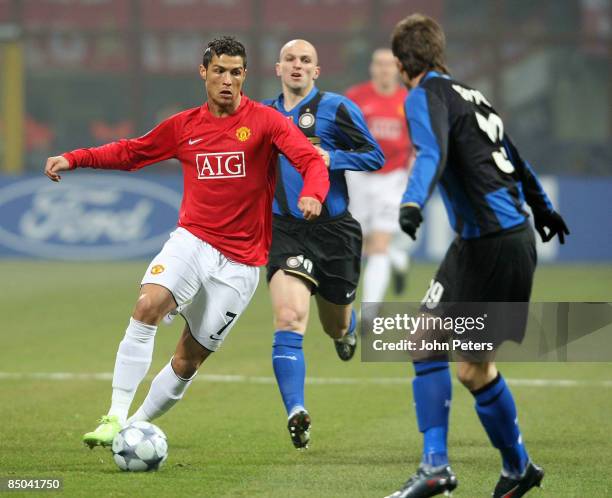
[0, 175, 181, 260]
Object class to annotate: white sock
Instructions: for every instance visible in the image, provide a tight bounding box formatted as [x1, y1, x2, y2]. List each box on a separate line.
[128, 360, 195, 423]
[108, 317, 157, 423]
[389, 244, 410, 273]
[363, 254, 391, 303]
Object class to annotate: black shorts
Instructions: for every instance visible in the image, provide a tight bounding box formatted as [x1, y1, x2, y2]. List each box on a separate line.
[266, 212, 362, 305]
[422, 223, 537, 346]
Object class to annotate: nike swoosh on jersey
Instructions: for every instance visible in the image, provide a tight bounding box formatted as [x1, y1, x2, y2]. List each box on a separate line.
[189, 138, 204, 145]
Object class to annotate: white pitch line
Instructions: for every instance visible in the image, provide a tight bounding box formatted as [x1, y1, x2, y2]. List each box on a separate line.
[0, 372, 611, 388]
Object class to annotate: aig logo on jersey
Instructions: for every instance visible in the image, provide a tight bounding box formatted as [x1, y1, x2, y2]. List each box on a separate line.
[196, 152, 246, 180]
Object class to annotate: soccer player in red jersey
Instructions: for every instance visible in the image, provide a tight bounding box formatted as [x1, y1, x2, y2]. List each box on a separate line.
[43, 36, 330, 448]
[346, 48, 415, 305]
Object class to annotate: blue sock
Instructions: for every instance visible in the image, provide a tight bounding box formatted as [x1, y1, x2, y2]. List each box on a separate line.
[347, 309, 357, 336]
[412, 361, 451, 467]
[472, 373, 529, 477]
[272, 331, 305, 415]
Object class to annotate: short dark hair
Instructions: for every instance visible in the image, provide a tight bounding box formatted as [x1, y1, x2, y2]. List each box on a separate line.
[202, 36, 247, 69]
[391, 14, 449, 79]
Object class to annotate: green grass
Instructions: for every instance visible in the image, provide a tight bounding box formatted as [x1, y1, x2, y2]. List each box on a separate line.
[1, 262, 611, 497]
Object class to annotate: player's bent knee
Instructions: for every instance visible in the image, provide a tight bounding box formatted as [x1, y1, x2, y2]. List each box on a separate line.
[133, 287, 175, 325]
[274, 305, 307, 333]
[133, 295, 163, 325]
[456, 362, 495, 391]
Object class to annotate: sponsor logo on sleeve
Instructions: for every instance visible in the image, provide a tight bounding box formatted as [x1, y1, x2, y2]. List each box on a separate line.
[150, 264, 165, 275]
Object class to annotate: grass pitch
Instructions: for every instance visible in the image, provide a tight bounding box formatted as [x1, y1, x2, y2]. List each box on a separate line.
[1, 262, 611, 497]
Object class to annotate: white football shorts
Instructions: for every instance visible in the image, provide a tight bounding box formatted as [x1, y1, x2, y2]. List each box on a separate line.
[141, 227, 259, 352]
[347, 168, 409, 236]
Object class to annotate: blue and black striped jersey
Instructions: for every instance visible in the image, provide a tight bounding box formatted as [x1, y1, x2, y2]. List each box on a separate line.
[265, 86, 384, 219]
[402, 71, 553, 239]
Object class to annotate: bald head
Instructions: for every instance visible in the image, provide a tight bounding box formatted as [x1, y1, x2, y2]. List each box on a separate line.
[276, 39, 320, 97]
[279, 39, 319, 65]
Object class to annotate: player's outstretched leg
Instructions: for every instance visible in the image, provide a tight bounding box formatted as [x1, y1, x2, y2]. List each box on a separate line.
[128, 325, 210, 423]
[127, 360, 196, 423]
[83, 284, 175, 448]
[385, 360, 455, 498]
[459, 363, 542, 498]
[269, 271, 311, 448]
[83, 317, 158, 448]
[272, 331, 309, 448]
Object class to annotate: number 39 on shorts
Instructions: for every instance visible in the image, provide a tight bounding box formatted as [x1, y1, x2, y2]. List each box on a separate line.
[422, 279, 444, 309]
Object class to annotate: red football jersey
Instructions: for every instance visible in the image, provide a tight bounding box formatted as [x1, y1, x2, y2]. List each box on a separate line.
[345, 81, 413, 174]
[63, 95, 329, 266]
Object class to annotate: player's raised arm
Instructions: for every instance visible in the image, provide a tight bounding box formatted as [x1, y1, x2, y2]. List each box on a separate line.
[504, 136, 570, 244]
[326, 98, 384, 172]
[268, 109, 330, 220]
[44, 114, 181, 180]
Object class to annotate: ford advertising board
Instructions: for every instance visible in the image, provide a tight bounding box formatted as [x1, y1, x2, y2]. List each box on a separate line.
[0, 174, 182, 260]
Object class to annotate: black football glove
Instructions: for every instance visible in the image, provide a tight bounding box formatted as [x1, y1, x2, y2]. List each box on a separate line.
[533, 210, 570, 244]
[399, 205, 423, 240]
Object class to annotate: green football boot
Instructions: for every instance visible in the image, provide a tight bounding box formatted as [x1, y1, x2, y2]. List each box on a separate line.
[82, 415, 122, 449]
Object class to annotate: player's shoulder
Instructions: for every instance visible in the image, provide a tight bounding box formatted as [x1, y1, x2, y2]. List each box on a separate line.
[321, 91, 361, 114]
[249, 98, 287, 126]
[420, 73, 480, 101]
[405, 72, 456, 112]
[417, 72, 454, 97]
[422, 74, 495, 113]
[158, 106, 201, 126]
[172, 106, 202, 120]
[259, 97, 278, 108]
[250, 98, 279, 115]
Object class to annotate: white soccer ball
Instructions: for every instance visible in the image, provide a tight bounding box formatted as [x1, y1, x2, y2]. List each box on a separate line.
[111, 421, 168, 472]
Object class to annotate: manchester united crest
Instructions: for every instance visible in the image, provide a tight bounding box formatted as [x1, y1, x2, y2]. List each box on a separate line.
[151, 264, 165, 275]
[236, 126, 251, 142]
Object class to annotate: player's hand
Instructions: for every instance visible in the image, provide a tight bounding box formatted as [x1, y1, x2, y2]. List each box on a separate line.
[313, 145, 330, 168]
[298, 196, 322, 221]
[44, 155, 71, 182]
[534, 210, 569, 244]
[399, 205, 423, 240]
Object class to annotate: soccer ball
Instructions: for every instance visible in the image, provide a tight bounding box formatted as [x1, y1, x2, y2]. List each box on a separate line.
[111, 421, 168, 472]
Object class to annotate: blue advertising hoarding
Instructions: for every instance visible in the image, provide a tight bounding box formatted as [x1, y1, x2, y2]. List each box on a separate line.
[0, 173, 609, 262]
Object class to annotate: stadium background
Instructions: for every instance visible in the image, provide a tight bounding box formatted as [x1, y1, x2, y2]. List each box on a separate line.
[0, 1, 611, 497]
